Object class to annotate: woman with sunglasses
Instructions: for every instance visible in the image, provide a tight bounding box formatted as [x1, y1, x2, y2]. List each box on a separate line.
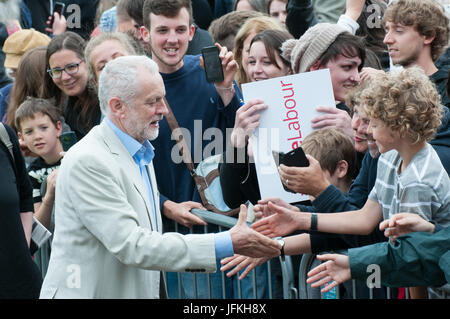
[45, 32, 100, 140]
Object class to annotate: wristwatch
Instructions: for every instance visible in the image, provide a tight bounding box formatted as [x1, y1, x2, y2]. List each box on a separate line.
[275, 237, 285, 261]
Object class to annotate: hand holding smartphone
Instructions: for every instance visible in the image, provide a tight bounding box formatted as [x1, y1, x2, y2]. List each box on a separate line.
[272, 147, 309, 193]
[201, 46, 224, 83]
[48, 2, 65, 29]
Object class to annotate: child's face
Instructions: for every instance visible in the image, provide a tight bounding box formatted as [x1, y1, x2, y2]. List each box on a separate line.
[19, 112, 62, 159]
[367, 118, 401, 154]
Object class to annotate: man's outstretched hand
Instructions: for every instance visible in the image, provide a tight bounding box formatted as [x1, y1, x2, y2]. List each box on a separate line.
[229, 205, 281, 258]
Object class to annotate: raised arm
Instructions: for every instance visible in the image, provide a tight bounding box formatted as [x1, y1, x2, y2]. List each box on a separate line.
[252, 198, 383, 237]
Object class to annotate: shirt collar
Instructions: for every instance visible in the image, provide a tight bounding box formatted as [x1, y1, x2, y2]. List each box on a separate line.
[105, 117, 155, 165]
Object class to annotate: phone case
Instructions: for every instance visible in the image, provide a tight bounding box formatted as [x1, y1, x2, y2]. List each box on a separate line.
[201, 46, 224, 83]
[280, 147, 309, 167]
[272, 147, 309, 193]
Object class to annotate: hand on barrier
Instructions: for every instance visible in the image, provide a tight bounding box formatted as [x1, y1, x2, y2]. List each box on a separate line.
[220, 254, 269, 280]
[306, 254, 351, 293]
[162, 200, 208, 228]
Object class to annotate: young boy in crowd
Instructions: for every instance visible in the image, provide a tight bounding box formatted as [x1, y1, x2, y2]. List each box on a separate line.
[301, 128, 357, 197]
[15, 97, 64, 230]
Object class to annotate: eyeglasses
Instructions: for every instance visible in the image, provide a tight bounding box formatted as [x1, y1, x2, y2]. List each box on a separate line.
[47, 60, 84, 79]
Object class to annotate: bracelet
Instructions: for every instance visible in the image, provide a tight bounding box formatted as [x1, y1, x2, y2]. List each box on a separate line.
[310, 213, 318, 231]
[215, 84, 235, 93]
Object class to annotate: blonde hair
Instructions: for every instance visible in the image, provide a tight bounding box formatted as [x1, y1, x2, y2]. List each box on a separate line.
[84, 32, 137, 83]
[361, 67, 443, 144]
[233, 15, 286, 88]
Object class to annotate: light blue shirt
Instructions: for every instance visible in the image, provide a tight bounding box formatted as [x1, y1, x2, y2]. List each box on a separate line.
[106, 118, 158, 230]
[105, 118, 234, 259]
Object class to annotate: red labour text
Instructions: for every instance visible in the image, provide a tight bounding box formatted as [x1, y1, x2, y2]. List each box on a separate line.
[280, 80, 302, 150]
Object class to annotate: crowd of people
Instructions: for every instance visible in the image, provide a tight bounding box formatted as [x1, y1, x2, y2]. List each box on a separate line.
[0, 0, 449, 300]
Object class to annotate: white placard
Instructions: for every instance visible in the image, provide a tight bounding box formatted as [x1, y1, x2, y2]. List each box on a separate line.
[242, 69, 335, 203]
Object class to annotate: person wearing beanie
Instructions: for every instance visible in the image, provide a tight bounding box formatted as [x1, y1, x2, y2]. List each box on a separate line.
[282, 23, 348, 74]
[281, 22, 364, 103]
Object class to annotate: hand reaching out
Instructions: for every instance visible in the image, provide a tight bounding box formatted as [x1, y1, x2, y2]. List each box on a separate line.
[220, 254, 269, 280]
[229, 205, 281, 258]
[251, 201, 304, 237]
[306, 254, 351, 293]
[379, 213, 435, 241]
[254, 197, 299, 220]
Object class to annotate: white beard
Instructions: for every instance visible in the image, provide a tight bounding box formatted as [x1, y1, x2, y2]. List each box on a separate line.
[0, 0, 21, 24]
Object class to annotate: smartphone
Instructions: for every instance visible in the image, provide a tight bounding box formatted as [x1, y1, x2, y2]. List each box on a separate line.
[272, 147, 309, 192]
[201, 46, 224, 83]
[60, 131, 78, 152]
[49, 2, 65, 27]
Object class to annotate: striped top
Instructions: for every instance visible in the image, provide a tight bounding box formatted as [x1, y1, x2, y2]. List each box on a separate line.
[369, 144, 450, 227]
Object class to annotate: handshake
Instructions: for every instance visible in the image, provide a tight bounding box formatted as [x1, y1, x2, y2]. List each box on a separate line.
[223, 198, 300, 279]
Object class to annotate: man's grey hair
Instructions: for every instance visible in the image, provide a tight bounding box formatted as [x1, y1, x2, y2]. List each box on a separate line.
[98, 55, 160, 116]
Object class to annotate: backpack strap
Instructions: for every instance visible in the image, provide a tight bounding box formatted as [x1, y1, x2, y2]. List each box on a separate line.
[0, 122, 14, 162]
[164, 98, 239, 215]
[163, 97, 196, 174]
